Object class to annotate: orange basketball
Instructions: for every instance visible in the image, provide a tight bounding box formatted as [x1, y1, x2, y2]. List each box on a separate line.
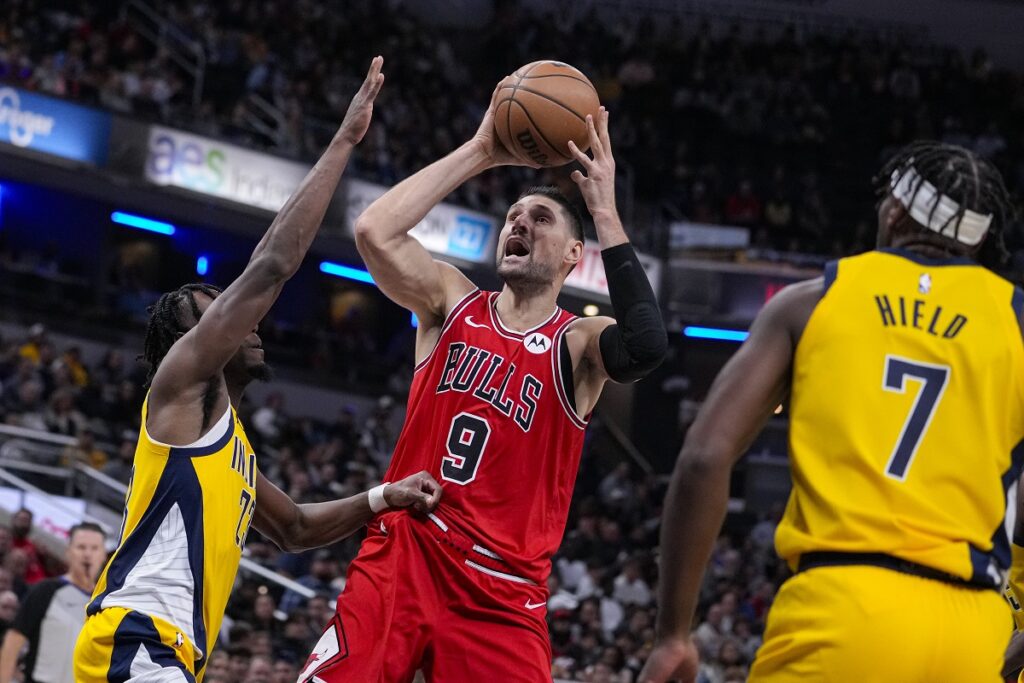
[494, 61, 601, 168]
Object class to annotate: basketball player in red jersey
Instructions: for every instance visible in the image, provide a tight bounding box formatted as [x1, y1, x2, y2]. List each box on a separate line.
[297, 92, 666, 681]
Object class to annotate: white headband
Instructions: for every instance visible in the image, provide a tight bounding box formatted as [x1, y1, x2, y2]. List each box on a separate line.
[890, 164, 993, 246]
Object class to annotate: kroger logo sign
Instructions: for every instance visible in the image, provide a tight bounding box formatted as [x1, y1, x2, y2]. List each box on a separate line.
[0, 87, 111, 164]
[0, 88, 55, 147]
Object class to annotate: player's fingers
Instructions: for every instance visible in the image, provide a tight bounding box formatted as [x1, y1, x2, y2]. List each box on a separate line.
[569, 169, 586, 185]
[585, 114, 603, 161]
[566, 140, 592, 168]
[599, 107, 613, 156]
[361, 56, 383, 92]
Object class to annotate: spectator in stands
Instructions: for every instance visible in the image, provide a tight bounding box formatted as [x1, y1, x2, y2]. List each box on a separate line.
[47, 389, 88, 437]
[100, 431, 137, 484]
[247, 655, 273, 683]
[279, 550, 337, 612]
[8, 380, 46, 431]
[60, 347, 89, 388]
[9, 510, 46, 585]
[612, 558, 653, 607]
[723, 179, 763, 228]
[227, 646, 253, 683]
[0, 528, 10, 567]
[17, 324, 48, 365]
[204, 650, 231, 682]
[0, 522, 106, 683]
[252, 392, 286, 444]
[60, 428, 108, 469]
[271, 658, 298, 683]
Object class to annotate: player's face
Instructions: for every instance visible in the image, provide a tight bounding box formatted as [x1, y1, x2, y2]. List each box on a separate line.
[496, 195, 581, 288]
[191, 292, 272, 382]
[66, 529, 106, 581]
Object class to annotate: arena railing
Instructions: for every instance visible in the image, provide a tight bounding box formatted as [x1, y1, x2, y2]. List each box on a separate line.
[121, 0, 207, 110]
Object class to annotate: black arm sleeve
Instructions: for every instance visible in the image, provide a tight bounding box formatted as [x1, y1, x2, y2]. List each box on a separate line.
[598, 243, 668, 383]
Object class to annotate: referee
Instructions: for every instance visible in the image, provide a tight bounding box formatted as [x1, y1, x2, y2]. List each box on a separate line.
[0, 523, 106, 683]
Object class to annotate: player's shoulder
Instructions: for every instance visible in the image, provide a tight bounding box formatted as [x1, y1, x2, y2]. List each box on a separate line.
[427, 260, 478, 324]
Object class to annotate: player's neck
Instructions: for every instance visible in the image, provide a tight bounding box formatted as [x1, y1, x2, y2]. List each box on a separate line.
[495, 285, 559, 331]
[226, 382, 246, 408]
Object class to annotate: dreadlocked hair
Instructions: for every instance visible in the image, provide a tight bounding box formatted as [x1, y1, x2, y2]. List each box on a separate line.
[874, 140, 1016, 270]
[141, 283, 223, 387]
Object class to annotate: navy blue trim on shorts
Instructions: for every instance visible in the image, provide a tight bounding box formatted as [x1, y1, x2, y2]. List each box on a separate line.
[108, 611, 196, 683]
[797, 551, 996, 591]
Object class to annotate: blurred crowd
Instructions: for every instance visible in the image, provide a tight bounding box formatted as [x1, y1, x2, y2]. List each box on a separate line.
[2, 0, 1023, 260]
[0, 322, 783, 681]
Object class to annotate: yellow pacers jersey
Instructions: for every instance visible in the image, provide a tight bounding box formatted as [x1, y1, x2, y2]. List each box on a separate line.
[776, 248, 1024, 585]
[87, 395, 257, 677]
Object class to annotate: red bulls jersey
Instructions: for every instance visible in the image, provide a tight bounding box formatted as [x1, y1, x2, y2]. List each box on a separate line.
[385, 290, 588, 583]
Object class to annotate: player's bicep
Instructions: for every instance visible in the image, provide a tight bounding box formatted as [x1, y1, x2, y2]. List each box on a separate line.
[356, 228, 471, 322]
[252, 472, 301, 551]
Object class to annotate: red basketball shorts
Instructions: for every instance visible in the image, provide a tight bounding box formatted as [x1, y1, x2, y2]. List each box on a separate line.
[297, 510, 552, 683]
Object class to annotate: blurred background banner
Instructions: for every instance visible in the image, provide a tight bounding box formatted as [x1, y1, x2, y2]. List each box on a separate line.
[0, 87, 112, 165]
[344, 178, 499, 264]
[144, 124, 310, 212]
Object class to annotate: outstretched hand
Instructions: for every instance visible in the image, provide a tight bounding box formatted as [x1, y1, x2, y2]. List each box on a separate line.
[384, 470, 442, 514]
[471, 80, 542, 169]
[568, 107, 617, 218]
[637, 636, 700, 683]
[337, 56, 386, 145]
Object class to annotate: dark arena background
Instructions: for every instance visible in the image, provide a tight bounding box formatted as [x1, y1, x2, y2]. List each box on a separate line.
[1, 0, 1023, 681]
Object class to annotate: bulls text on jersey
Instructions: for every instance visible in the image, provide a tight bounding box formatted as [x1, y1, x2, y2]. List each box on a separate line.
[435, 342, 544, 432]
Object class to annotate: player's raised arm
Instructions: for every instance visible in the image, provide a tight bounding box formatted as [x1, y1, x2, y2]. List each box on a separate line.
[253, 470, 441, 553]
[638, 281, 818, 683]
[353, 84, 535, 327]
[562, 108, 668, 414]
[149, 59, 383, 415]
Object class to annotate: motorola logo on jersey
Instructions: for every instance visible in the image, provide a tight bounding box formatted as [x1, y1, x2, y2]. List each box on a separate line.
[524, 332, 551, 354]
[435, 342, 542, 432]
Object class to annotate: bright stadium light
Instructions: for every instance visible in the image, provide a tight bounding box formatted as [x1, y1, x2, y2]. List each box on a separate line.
[196, 255, 209, 276]
[683, 326, 749, 342]
[319, 261, 375, 285]
[583, 304, 599, 317]
[111, 211, 176, 235]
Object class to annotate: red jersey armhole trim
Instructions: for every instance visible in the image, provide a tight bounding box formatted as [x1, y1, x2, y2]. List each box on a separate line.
[413, 289, 484, 374]
[552, 317, 589, 430]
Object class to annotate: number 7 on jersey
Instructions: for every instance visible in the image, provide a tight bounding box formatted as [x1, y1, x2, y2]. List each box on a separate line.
[882, 355, 950, 481]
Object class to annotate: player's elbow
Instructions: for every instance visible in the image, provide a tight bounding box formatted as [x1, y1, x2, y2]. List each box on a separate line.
[353, 215, 383, 251]
[675, 442, 732, 480]
[251, 252, 295, 283]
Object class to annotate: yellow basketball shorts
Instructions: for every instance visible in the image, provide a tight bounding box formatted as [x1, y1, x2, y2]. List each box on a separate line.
[749, 565, 1010, 683]
[74, 607, 198, 683]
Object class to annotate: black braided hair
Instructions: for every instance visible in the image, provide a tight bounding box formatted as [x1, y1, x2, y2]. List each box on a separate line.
[874, 140, 1016, 270]
[141, 283, 223, 387]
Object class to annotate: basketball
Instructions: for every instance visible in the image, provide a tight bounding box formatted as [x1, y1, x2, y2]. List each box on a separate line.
[494, 60, 601, 168]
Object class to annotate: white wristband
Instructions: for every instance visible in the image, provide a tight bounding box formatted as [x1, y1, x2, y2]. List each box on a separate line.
[368, 483, 390, 514]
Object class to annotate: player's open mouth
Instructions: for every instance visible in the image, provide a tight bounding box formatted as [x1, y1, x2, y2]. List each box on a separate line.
[504, 236, 531, 258]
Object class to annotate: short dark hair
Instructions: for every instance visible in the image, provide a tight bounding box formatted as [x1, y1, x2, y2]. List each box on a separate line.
[874, 140, 1015, 270]
[68, 522, 106, 541]
[518, 186, 585, 243]
[141, 283, 223, 387]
